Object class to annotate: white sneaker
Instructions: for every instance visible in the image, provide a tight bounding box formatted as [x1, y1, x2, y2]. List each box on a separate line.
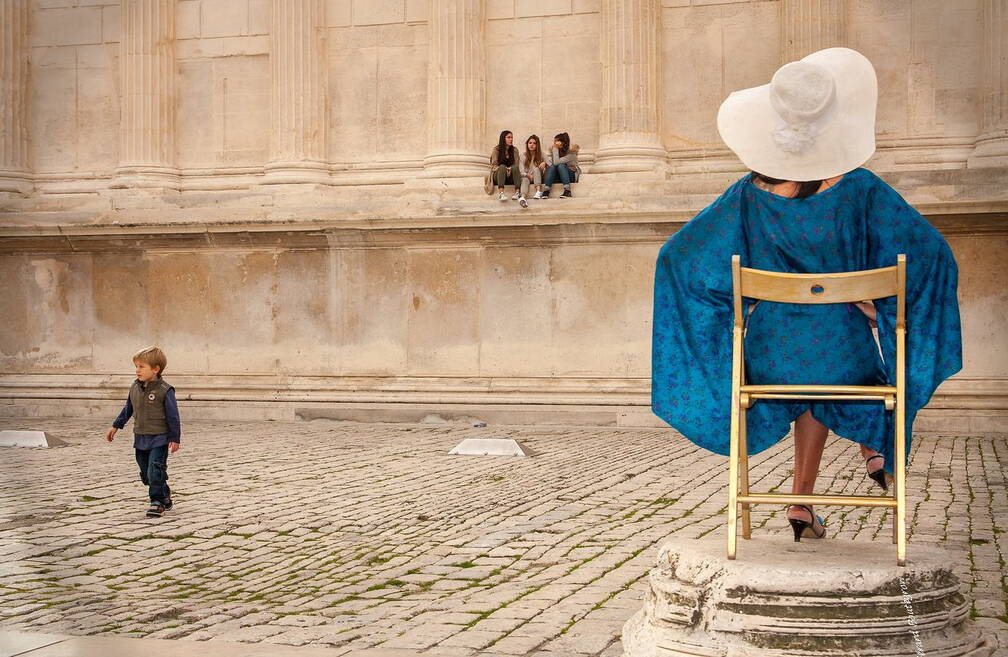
[533, 190, 543, 200]
[511, 191, 521, 201]
[518, 195, 528, 208]
[499, 192, 507, 201]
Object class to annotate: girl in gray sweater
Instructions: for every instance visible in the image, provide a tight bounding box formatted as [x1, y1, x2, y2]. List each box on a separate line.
[542, 132, 579, 198]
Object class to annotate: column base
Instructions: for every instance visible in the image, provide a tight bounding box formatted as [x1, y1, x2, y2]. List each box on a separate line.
[110, 166, 181, 190]
[622, 534, 994, 657]
[592, 143, 667, 174]
[967, 132, 1008, 169]
[262, 161, 332, 185]
[421, 152, 489, 178]
[0, 170, 33, 195]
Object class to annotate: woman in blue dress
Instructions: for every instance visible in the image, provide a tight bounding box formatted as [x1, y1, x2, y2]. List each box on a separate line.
[651, 48, 962, 540]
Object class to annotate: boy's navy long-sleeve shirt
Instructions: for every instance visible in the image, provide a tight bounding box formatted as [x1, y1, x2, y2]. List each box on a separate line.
[113, 387, 181, 451]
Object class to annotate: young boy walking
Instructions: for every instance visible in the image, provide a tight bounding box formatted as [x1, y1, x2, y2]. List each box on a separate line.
[106, 346, 181, 518]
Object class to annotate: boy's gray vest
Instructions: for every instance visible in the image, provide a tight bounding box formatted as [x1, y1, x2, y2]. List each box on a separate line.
[129, 378, 172, 435]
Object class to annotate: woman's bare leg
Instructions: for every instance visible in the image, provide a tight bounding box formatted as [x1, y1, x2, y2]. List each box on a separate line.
[788, 410, 828, 524]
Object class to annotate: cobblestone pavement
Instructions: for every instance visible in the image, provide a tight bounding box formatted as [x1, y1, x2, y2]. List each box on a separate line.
[0, 419, 1005, 656]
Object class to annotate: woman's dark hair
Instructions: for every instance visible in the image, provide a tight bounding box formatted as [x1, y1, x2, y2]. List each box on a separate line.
[496, 130, 515, 167]
[752, 171, 823, 199]
[524, 134, 544, 168]
[554, 132, 570, 158]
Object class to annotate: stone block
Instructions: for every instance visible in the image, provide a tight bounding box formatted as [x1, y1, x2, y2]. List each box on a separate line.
[353, 0, 404, 25]
[478, 247, 553, 376]
[376, 43, 428, 161]
[326, 0, 352, 26]
[177, 0, 201, 39]
[338, 249, 409, 375]
[145, 252, 211, 375]
[487, 0, 515, 20]
[0, 430, 51, 448]
[30, 7, 103, 46]
[272, 249, 338, 375]
[516, 0, 571, 18]
[101, 4, 120, 42]
[201, 0, 248, 38]
[248, 0, 270, 34]
[449, 438, 534, 456]
[574, 0, 599, 13]
[405, 0, 427, 22]
[91, 253, 150, 373]
[75, 45, 119, 171]
[176, 60, 215, 167]
[623, 535, 995, 657]
[406, 249, 481, 375]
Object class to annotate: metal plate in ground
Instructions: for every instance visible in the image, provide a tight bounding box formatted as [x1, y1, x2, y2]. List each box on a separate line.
[448, 438, 535, 457]
[0, 430, 51, 448]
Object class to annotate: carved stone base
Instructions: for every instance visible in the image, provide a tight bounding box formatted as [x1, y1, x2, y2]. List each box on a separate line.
[622, 535, 993, 657]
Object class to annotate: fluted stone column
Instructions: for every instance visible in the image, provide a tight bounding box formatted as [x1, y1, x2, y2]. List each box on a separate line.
[0, 0, 31, 194]
[422, 0, 487, 177]
[968, 0, 1008, 168]
[780, 0, 846, 62]
[265, 0, 329, 184]
[594, 0, 665, 174]
[113, 0, 179, 189]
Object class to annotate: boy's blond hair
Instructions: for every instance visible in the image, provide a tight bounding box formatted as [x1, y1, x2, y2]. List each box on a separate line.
[133, 346, 167, 377]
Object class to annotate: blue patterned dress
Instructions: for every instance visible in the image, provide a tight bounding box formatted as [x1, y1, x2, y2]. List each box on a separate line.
[651, 168, 962, 473]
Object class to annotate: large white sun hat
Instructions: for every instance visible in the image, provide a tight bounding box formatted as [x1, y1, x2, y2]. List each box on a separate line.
[717, 47, 878, 182]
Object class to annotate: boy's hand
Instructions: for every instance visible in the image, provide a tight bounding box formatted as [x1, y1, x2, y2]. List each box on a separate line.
[169, 442, 181, 454]
[106, 428, 117, 442]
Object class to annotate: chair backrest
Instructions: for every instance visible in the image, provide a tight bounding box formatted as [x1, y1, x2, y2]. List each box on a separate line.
[731, 254, 906, 329]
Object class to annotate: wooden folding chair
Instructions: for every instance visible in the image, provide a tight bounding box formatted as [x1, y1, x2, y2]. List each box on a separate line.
[726, 254, 908, 565]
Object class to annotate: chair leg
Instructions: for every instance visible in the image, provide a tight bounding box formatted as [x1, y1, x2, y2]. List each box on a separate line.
[727, 391, 741, 560]
[739, 407, 751, 540]
[895, 411, 907, 566]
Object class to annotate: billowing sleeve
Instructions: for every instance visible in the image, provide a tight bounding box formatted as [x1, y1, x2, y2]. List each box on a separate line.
[651, 187, 745, 454]
[866, 177, 962, 465]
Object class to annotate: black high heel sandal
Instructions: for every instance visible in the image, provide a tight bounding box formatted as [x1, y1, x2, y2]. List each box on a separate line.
[787, 504, 826, 542]
[865, 454, 893, 492]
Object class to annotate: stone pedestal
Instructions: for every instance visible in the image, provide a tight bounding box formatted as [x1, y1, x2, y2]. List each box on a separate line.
[622, 535, 993, 657]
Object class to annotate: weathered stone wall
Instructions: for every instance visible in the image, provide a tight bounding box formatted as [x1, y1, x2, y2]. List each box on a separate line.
[1, 0, 1006, 429]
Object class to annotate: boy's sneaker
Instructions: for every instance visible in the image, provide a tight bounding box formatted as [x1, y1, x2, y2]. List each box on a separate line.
[533, 190, 543, 200]
[561, 188, 572, 198]
[511, 190, 521, 200]
[163, 498, 173, 512]
[518, 195, 528, 208]
[146, 501, 165, 518]
[498, 191, 507, 202]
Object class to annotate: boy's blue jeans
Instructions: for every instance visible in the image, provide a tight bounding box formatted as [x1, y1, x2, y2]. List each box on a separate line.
[135, 445, 171, 503]
[544, 164, 574, 191]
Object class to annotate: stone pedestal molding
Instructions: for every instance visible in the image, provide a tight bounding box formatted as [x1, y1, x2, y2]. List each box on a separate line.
[594, 0, 665, 174]
[0, 0, 31, 194]
[422, 0, 487, 177]
[780, 0, 846, 63]
[622, 536, 994, 657]
[113, 0, 180, 189]
[968, 0, 1008, 168]
[265, 0, 329, 184]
